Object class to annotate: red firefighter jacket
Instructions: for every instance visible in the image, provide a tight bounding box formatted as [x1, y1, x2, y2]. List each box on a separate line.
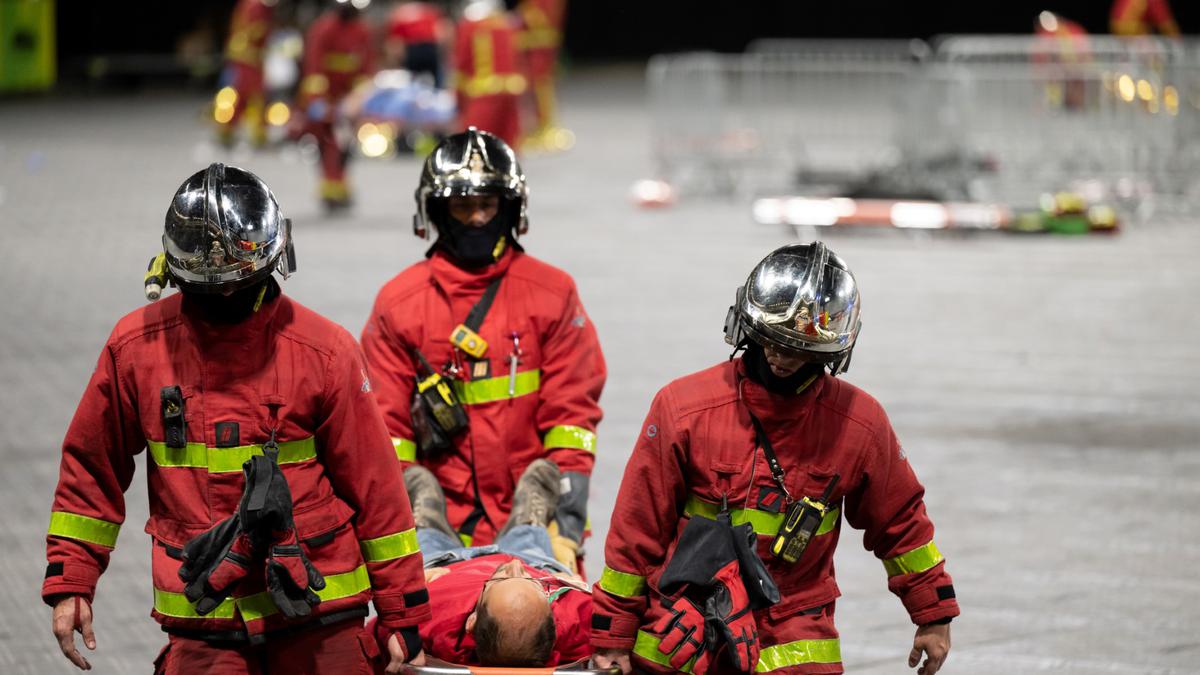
[388, 2, 443, 45]
[300, 11, 376, 105]
[42, 290, 431, 637]
[421, 554, 592, 664]
[225, 0, 274, 68]
[454, 12, 527, 101]
[1111, 0, 1180, 36]
[592, 360, 959, 670]
[361, 250, 605, 546]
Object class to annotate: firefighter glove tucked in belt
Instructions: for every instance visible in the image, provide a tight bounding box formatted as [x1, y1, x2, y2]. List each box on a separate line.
[653, 508, 779, 674]
[179, 438, 325, 619]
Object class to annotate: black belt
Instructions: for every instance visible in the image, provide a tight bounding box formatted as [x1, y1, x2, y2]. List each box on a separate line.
[163, 606, 369, 646]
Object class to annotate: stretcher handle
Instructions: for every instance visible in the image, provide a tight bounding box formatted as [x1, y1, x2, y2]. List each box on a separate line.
[403, 657, 621, 675]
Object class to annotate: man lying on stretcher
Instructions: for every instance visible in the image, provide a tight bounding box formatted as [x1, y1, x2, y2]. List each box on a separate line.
[373, 460, 592, 670]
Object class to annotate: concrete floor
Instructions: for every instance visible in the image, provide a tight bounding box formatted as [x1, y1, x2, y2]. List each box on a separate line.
[1, 65, 1198, 673]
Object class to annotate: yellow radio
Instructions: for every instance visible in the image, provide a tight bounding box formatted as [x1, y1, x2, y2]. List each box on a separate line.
[449, 324, 488, 358]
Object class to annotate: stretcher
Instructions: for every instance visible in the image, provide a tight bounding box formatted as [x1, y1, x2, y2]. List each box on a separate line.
[404, 657, 620, 674]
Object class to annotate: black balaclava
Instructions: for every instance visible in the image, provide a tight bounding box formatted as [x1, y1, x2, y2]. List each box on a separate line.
[432, 198, 513, 269]
[742, 342, 824, 396]
[182, 276, 279, 324]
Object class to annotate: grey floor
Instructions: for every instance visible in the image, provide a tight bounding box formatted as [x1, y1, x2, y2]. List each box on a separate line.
[2, 65, 1198, 674]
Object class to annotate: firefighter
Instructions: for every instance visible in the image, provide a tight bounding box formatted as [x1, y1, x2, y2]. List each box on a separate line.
[297, 0, 376, 209]
[591, 243, 959, 675]
[452, 0, 527, 148]
[1111, 0, 1181, 37]
[44, 164, 429, 673]
[360, 128, 604, 571]
[384, 0, 450, 88]
[516, 0, 567, 149]
[215, 0, 276, 147]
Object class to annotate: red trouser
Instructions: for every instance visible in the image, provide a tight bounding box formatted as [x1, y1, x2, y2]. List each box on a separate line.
[311, 120, 347, 183]
[154, 619, 380, 675]
[226, 62, 265, 127]
[458, 94, 521, 148]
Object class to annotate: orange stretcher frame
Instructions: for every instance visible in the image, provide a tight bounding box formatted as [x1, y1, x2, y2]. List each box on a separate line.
[404, 657, 620, 674]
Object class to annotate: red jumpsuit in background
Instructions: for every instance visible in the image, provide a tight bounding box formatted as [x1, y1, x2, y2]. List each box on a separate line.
[453, 9, 527, 148]
[386, 1, 447, 88]
[592, 360, 959, 674]
[43, 288, 430, 672]
[217, 0, 274, 146]
[360, 249, 605, 547]
[1111, 0, 1181, 37]
[517, 0, 567, 137]
[419, 554, 592, 664]
[299, 9, 376, 207]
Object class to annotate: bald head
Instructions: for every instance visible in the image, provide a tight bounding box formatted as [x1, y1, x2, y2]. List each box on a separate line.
[470, 562, 557, 666]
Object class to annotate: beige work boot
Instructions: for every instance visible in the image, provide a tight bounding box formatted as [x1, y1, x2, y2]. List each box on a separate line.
[404, 466, 458, 541]
[498, 459, 561, 538]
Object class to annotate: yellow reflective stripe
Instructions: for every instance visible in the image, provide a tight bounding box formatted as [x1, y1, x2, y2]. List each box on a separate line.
[393, 437, 417, 462]
[154, 588, 236, 619]
[237, 564, 371, 622]
[684, 496, 840, 537]
[634, 632, 842, 672]
[598, 566, 646, 599]
[634, 630, 697, 671]
[755, 639, 843, 671]
[147, 441, 208, 469]
[452, 369, 540, 405]
[544, 425, 596, 453]
[360, 529, 419, 563]
[47, 512, 121, 548]
[883, 540, 944, 577]
[459, 73, 528, 97]
[146, 437, 318, 473]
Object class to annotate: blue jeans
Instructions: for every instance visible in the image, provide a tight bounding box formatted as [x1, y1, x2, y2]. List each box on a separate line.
[418, 525, 569, 574]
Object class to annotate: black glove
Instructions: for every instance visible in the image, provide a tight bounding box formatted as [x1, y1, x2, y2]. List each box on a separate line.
[240, 452, 326, 619]
[554, 471, 589, 544]
[178, 514, 257, 615]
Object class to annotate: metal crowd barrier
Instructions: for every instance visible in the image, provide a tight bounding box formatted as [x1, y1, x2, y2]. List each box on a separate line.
[647, 41, 927, 197]
[647, 36, 1200, 215]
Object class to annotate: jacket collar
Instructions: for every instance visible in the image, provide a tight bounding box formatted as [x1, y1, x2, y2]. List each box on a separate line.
[734, 357, 827, 429]
[428, 248, 517, 297]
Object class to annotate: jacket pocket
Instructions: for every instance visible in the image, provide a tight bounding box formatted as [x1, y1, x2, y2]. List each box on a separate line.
[295, 494, 361, 575]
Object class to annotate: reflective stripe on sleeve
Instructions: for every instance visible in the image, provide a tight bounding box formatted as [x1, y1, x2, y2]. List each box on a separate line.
[598, 566, 646, 599]
[237, 564, 371, 622]
[684, 495, 840, 537]
[452, 369, 540, 405]
[47, 512, 121, 548]
[392, 437, 417, 462]
[883, 540, 944, 577]
[147, 437, 318, 473]
[634, 631, 842, 672]
[360, 529, 419, 563]
[543, 425, 596, 453]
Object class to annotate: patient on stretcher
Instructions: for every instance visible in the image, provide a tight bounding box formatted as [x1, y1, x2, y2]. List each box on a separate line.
[378, 460, 592, 667]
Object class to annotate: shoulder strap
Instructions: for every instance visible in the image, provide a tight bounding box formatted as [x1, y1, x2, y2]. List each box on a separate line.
[463, 277, 503, 332]
[747, 411, 792, 501]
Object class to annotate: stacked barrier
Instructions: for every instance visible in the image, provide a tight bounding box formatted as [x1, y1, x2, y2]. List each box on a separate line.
[647, 36, 1200, 215]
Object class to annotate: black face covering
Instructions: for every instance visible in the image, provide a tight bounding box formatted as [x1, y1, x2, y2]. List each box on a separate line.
[182, 277, 279, 324]
[742, 342, 824, 395]
[436, 212, 510, 269]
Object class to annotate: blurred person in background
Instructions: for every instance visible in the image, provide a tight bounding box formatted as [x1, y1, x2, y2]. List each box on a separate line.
[592, 243, 958, 675]
[296, 0, 376, 210]
[215, 0, 279, 147]
[360, 128, 604, 573]
[384, 0, 451, 88]
[1111, 0, 1181, 37]
[516, 0, 567, 149]
[452, 0, 526, 147]
[43, 164, 430, 673]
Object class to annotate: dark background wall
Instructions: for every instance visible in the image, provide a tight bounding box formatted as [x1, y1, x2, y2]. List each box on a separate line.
[55, 0, 1197, 70]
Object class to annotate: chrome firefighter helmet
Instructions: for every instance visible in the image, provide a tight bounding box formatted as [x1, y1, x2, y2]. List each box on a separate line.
[724, 242, 862, 376]
[413, 127, 528, 242]
[163, 163, 296, 294]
